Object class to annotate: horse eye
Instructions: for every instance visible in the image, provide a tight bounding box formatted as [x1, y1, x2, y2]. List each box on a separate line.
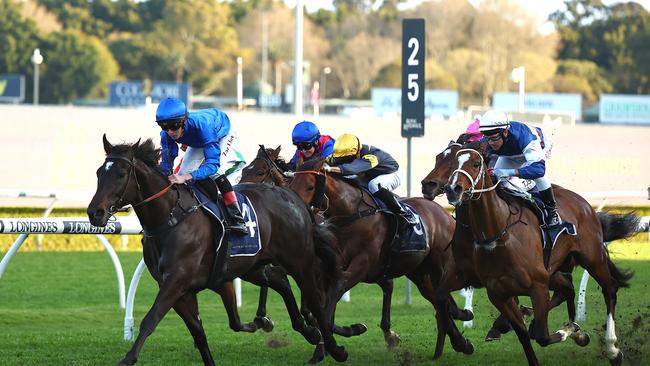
[257, 171, 265, 176]
[473, 162, 481, 168]
[307, 185, 315, 192]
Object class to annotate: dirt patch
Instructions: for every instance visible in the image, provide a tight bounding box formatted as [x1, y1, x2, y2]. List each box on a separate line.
[265, 336, 290, 348]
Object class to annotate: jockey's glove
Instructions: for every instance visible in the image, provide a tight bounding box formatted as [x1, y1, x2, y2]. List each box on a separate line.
[492, 168, 517, 179]
[284, 171, 295, 178]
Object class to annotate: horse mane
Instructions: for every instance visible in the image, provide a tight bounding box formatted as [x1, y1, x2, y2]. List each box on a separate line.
[257, 146, 290, 172]
[111, 139, 163, 174]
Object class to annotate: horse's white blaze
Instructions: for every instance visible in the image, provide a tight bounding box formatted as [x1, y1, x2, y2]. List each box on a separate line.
[604, 312, 619, 359]
[450, 153, 470, 187]
[105, 161, 113, 172]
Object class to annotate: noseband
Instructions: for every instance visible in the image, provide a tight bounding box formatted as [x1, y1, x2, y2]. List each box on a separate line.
[293, 170, 328, 211]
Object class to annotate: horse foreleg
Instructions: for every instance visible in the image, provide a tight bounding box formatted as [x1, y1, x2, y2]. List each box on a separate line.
[217, 281, 258, 332]
[253, 286, 274, 331]
[549, 271, 575, 321]
[119, 279, 186, 366]
[489, 294, 539, 366]
[375, 278, 400, 348]
[173, 293, 215, 366]
[433, 282, 474, 356]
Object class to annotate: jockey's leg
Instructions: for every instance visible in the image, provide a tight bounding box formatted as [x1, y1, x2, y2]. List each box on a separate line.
[214, 174, 248, 235]
[535, 177, 560, 228]
[369, 175, 417, 226]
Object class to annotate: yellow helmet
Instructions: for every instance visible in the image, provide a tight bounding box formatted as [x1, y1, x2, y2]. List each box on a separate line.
[332, 133, 360, 159]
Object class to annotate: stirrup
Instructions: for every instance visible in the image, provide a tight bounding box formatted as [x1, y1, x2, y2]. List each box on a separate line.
[227, 222, 248, 235]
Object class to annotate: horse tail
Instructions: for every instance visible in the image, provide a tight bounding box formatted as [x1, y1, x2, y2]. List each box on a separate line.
[597, 211, 639, 289]
[312, 222, 341, 286]
[605, 253, 634, 289]
[597, 211, 641, 242]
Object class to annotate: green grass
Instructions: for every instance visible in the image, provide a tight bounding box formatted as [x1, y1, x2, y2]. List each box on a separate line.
[1, 240, 649, 365]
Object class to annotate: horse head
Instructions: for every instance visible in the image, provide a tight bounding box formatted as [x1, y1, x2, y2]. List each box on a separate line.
[87, 134, 171, 227]
[421, 140, 464, 200]
[240, 144, 288, 186]
[444, 141, 492, 207]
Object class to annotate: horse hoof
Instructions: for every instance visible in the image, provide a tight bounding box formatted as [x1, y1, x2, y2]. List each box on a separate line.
[609, 351, 623, 366]
[458, 309, 474, 321]
[485, 329, 502, 342]
[117, 359, 134, 366]
[571, 331, 590, 347]
[254, 316, 274, 332]
[330, 346, 348, 362]
[350, 323, 368, 336]
[384, 330, 401, 349]
[463, 340, 474, 355]
[308, 343, 326, 364]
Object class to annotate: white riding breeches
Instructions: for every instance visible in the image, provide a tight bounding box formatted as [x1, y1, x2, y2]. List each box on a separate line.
[177, 128, 246, 184]
[368, 172, 401, 193]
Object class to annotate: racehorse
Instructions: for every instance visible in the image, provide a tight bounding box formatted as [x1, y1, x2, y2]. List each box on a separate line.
[289, 157, 473, 358]
[421, 135, 581, 348]
[87, 136, 347, 365]
[239, 144, 369, 341]
[440, 140, 637, 365]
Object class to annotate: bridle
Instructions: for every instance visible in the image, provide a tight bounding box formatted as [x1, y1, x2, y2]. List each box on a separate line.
[292, 169, 329, 212]
[259, 147, 288, 185]
[104, 155, 173, 214]
[449, 148, 502, 203]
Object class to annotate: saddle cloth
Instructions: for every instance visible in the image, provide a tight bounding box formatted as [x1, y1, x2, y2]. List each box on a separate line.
[190, 186, 262, 257]
[372, 195, 429, 253]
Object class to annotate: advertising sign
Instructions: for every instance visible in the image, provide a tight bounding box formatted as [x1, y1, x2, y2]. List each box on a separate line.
[372, 88, 458, 117]
[109, 81, 190, 106]
[493, 92, 582, 120]
[599, 94, 650, 125]
[0, 74, 25, 102]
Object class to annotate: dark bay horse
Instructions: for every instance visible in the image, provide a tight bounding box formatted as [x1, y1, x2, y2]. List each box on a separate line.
[442, 141, 637, 365]
[87, 136, 347, 365]
[239, 144, 369, 341]
[289, 157, 472, 358]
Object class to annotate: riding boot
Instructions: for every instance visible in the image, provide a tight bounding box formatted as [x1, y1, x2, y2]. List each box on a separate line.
[214, 174, 248, 235]
[373, 187, 418, 227]
[539, 187, 561, 228]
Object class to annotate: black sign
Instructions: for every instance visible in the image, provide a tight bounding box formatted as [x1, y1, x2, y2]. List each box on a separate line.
[401, 19, 425, 138]
[0, 74, 25, 102]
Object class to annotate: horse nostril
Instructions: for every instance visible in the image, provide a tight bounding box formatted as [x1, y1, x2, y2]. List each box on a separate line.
[453, 185, 463, 196]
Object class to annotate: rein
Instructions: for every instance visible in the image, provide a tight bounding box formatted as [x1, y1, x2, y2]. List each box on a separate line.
[105, 155, 173, 213]
[449, 148, 502, 202]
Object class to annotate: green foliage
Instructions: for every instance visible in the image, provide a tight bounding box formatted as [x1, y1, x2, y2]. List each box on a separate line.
[554, 59, 612, 104]
[39, 31, 119, 103]
[0, 0, 41, 74]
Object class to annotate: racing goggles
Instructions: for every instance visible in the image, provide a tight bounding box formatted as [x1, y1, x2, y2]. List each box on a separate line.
[296, 142, 315, 151]
[158, 120, 184, 131]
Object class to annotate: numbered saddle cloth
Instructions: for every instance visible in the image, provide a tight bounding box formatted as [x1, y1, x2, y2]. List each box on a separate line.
[191, 186, 262, 257]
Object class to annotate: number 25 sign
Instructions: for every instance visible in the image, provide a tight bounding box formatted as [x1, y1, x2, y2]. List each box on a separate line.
[401, 19, 425, 138]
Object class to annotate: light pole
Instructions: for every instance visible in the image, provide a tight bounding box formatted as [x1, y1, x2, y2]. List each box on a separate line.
[319, 66, 331, 108]
[511, 66, 525, 113]
[31, 48, 44, 105]
[236, 57, 243, 111]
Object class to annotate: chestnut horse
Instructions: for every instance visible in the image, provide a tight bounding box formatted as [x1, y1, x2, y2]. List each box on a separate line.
[289, 157, 475, 358]
[442, 141, 637, 365]
[87, 136, 346, 365]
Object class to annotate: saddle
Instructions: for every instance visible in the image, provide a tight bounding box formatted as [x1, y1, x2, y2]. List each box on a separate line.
[498, 184, 576, 268]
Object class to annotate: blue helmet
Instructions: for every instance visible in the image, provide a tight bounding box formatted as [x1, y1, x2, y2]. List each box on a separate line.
[156, 97, 187, 122]
[291, 121, 320, 145]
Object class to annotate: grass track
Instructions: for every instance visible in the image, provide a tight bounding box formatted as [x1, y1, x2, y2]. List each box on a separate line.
[1, 240, 649, 365]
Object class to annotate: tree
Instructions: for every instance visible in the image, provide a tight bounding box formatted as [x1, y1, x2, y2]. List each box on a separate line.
[40, 31, 119, 103]
[0, 0, 41, 74]
[553, 59, 612, 104]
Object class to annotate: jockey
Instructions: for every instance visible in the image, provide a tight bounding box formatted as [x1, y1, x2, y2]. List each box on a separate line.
[156, 97, 248, 235]
[288, 120, 335, 170]
[478, 110, 560, 228]
[325, 133, 417, 227]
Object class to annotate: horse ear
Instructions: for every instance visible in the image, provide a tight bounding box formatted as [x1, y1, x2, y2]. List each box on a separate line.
[273, 145, 282, 157]
[102, 134, 113, 155]
[131, 138, 142, 153]
[296, 155, 304, 169]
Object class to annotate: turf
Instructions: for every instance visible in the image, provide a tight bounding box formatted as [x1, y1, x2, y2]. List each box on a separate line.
[0, 239, 649, 365]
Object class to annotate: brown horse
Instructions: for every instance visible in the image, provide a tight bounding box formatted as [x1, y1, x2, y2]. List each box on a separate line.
[87, 136, 346, 365]
[421, 137, 581, 349]
[289, 157, 475, 358]
[442, 141, 637, 365]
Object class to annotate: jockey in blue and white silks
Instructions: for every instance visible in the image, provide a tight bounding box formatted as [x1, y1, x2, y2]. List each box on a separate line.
[156, 97, 247, 235]
[479, 110, 560, 227]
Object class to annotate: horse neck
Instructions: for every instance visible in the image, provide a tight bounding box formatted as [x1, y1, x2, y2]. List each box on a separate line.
[324, 176, 371, 217]
[131, 161, 179, 228]
[466, 187, 512, 240]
